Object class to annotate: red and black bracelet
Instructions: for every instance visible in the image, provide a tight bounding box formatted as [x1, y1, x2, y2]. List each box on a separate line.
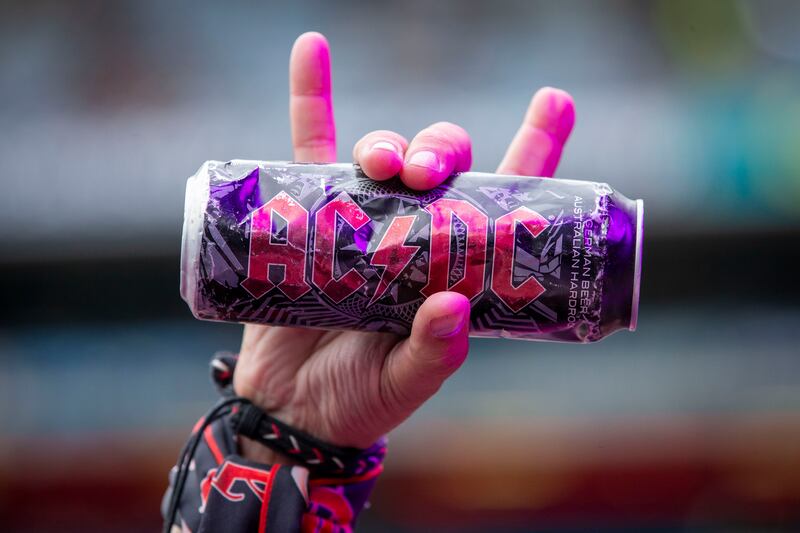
[212, 352, 387, 479]
[163, 352, 386, 533]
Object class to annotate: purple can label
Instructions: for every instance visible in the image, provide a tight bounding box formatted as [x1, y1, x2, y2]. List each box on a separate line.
[181, 161, 643, 342]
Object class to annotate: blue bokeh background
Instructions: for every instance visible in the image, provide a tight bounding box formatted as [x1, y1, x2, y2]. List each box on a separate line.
[1, 1, 799, 531]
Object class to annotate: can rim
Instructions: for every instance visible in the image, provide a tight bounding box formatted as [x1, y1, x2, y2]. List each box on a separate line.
[629, 198, 644, 331]
[180, 163, 210, 315]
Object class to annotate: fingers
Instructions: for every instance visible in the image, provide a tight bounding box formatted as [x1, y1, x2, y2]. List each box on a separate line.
[352, 123, 471, 189]
[400, 122, 472, 190]
[352, 130, 409, 181]
[496, 87, 575, 177]
[290, 32, 337, 163]
[382, 292, 470, 413]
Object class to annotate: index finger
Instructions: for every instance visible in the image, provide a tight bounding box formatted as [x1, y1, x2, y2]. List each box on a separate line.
[289, 32, 337, 163]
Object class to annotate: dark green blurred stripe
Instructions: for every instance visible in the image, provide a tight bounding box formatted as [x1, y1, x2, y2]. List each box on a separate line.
[0, 230, 797, 325]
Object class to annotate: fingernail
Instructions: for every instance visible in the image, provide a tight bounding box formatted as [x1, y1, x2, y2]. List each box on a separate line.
[430, 309, 466, 338]
[371, 140, 398, 154]
[408, 150, 442, 172]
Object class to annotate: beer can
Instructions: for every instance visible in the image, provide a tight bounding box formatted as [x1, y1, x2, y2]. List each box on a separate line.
[181, 161, 643, 342]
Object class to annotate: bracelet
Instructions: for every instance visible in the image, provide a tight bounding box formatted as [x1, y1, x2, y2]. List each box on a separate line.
[211, 352, 387, 479]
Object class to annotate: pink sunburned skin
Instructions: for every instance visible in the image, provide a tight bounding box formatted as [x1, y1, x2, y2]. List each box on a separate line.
[498, 87, 576, 178]
[531, 88, 575, 177]
[529, 87, 576, 143]
[400, 122, 472, 191]
[290, 32, 337, 163]
[363, 141, 404, 180]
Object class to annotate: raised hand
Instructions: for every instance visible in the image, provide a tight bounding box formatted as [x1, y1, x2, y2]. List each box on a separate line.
[234, 32, 575, 460]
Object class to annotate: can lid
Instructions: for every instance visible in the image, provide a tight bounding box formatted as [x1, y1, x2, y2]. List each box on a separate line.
[629, 199, 644, 331]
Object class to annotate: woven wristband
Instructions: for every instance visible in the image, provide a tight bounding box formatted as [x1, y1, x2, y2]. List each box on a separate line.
[211, 352, 386, 478]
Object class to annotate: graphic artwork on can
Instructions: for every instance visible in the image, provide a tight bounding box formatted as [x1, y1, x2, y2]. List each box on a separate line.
[181, 161, 643, 342]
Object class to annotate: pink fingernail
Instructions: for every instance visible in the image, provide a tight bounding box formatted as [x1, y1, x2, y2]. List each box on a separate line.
[371, 141, 398, 153]
[408, 150, 442, 172]
[431, 309, 466, 338]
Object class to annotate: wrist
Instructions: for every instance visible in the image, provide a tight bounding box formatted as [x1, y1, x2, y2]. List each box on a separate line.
[232, 378, 303, 464]
[223, 352, 386, 476]
[230, 400, 387, 480]
[232, 370, 334, 445]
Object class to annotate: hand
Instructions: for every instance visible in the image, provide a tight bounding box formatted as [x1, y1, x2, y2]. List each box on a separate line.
[233, 32, 575, 460]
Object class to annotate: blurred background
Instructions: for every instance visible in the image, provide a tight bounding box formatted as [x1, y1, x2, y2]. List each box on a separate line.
[1, 0, 799, 531]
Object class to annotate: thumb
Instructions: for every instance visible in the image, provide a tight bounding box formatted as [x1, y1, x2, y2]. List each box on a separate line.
[383, 292, 471, 413]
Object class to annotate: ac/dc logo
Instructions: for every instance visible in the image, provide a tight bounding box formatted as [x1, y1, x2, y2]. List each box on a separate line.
[200, 461, 272, 511]
[240, 190, 550, 313]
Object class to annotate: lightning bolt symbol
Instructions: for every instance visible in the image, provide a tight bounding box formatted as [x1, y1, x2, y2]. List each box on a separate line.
[369, 215, 420, 306]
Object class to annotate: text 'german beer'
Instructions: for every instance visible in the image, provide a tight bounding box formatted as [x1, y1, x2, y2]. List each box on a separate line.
[241, 190, 550, 313]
